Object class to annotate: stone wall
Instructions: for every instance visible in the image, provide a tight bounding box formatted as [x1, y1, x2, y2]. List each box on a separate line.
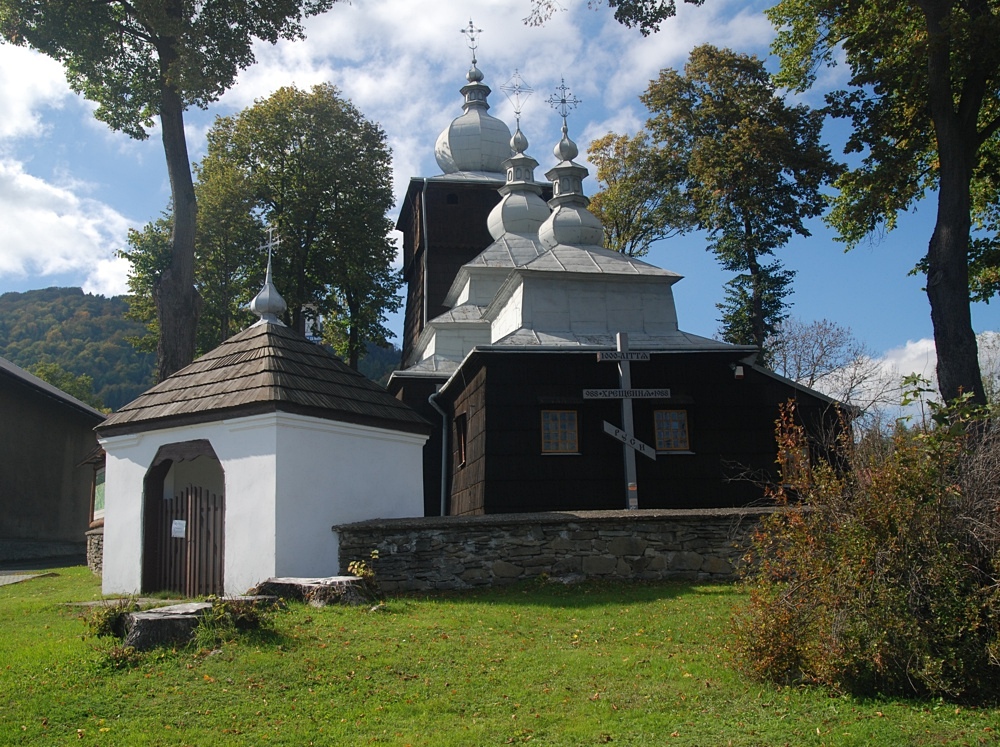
[86, 527, 103, 575]
[335, 508, 773, 592]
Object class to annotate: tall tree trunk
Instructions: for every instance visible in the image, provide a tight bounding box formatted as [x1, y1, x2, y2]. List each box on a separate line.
[153, 35, 200, 381]
[926, 158, 984, 404]
[921, 0, 986, 404]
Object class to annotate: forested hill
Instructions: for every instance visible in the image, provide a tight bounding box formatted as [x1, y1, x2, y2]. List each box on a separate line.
[0, 287, 403, 409]
[0, 287, 155, 410]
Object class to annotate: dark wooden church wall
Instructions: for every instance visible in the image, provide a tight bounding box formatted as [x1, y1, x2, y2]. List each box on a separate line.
[391, 377, 447, 517]
[447, 352, 838, 513]
[400, 201, 425, 365]
[482, 355, 624, 513]
[423, 185, 501, 321]
[450, 367, 488, 516]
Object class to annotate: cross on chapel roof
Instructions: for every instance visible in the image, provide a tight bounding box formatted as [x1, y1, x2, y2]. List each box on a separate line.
[250, 227, 287, 326]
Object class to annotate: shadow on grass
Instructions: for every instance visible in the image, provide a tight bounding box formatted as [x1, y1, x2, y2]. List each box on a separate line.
[394, 577, 732, 610]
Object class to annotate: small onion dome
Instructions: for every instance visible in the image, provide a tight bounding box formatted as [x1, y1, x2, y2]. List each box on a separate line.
[539, 201, 604, 249]
[487, 130, 549, 240]
[511, 125, 529, 156]
[434, 65, 513, 174]
[553, 123, 579, 163]
[538, 122, 604, 248]
[250, 254, 287, 326]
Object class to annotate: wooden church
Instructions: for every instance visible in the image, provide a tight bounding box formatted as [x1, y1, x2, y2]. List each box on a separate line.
[388, 45, 840, 517]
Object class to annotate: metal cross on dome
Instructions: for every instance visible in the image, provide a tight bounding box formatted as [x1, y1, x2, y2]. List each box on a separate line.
[546, 78, 581, 124]
[259, 225, 281, 261]
[461, 19, 482, 64]
[501, 70, 533, 127]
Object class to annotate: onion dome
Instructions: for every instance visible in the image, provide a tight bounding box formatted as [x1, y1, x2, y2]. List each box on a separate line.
[250, 240, 287, 326]
[487, 126, 550, 239]
[434, 22, 512, 174]
[538, 121, 604, 249]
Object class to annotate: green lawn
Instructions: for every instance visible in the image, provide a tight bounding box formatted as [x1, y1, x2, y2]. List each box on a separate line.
[0, 567, 997, 745]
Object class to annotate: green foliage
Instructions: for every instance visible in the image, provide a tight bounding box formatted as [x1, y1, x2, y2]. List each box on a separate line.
[356, 341, 401, 386]
[193, 597, 276, 650]
[0, 0, 342, 140]
[28, 361, 107, 411]
[86, 597, 140, 639]
[767, 0, 1000, 403]
[121, 84, 403, 369]
[0, 287, 155, 409]
[0, 0, 343, 380]
[525, 0, 704, 35]
[587, 131, 695, 256]
[208, 83, 401, 369]
[734, 397, 1000, 701]
[120, 206, 259, 357]
[640, 44, 841, 352]
[346, 549, 384, 604]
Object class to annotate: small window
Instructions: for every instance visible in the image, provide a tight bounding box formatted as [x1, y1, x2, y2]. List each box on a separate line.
[92, 466, 106, 522]
[654, 410, 689, 451]
[780, 445, 811, 487]
[541, 410, 579, 454]
[455, 414, 468, 467]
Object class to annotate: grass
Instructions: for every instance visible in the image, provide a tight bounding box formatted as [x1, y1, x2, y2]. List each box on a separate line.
[0, 567, 997, 745]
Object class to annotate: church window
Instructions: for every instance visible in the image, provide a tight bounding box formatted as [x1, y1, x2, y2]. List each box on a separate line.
[92, 466, 106, 522]
[654, 410, 689, 451]
[780, 444, 810, 487]
[455, 414, 468, 467]
[541, 410, 579, 453]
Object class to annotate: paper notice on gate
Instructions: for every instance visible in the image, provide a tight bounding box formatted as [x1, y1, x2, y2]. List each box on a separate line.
[171, 520, 186, 539]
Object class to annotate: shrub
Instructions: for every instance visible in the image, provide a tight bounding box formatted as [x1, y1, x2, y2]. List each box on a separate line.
[86, 597, 140, 639]
[194, 597, 276, 649]
[733, 390, 1000, 701]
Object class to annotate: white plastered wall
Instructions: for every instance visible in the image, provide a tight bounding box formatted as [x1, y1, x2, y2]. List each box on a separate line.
[272, 413, 427, 578]
[99, 417, 278, 596]
[100, 411, 427, 596]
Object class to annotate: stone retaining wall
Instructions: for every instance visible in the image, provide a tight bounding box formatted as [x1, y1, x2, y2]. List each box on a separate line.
[86, 528, 103, 575]
[335, 508, 773, 592]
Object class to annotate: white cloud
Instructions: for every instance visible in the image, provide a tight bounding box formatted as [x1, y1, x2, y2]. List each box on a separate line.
[83, 254, 132, 297]
[881, 338, 937, 382]
[0, 45, 71, 140]
[0, 159, 132, 289]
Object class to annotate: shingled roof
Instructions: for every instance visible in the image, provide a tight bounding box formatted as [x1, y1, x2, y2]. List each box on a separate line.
[97, 323, 430, 437]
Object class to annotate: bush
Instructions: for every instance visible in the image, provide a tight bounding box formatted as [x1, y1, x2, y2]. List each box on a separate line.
[86, 597, 140, 639]
[733, 391, 1000, 701]
[194, 597, 276, 649]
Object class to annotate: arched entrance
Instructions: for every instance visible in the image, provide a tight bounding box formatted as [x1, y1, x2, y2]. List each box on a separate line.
[142, 440, 225, 596]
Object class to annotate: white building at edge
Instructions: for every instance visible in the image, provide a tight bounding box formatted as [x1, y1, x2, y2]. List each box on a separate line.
[96, 268, 430, 596]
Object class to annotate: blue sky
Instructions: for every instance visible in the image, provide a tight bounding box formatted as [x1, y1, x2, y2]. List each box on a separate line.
[0, 0, 995, 384]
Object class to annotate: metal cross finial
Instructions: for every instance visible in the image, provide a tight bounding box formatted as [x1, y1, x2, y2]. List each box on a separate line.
[546, 78, 581, 124]
[461, 19, 482, 64]
[260, 225, 281, 260]
[501, 70, 534, 126]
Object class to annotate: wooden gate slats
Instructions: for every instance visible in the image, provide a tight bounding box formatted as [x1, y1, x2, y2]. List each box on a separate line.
[147, 483, 225, 597]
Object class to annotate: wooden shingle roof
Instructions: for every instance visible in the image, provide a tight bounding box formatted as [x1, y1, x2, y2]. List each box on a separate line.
[97, 323, 430, 437]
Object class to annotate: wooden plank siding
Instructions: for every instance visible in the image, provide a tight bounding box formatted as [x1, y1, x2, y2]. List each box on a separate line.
[399, 181, 502, 364]
[450, 367, 488, 516]
[439, 350, 841, 514]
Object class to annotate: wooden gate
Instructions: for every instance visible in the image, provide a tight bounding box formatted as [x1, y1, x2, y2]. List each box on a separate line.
[146, 485, 225, 597]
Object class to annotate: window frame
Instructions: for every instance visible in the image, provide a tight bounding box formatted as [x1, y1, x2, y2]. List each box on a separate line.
[540, 409, 580, 455]
[454, 413, 468, 468]
[654, 409, 690, 452]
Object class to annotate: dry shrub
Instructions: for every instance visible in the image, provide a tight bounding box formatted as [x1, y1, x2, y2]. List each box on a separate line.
[733, 389, 1000, 701]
